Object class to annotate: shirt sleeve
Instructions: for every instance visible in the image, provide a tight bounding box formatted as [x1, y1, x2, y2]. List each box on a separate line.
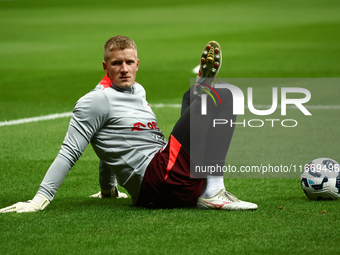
[99, 159, 117, 190]
[37, 90, 110, 201]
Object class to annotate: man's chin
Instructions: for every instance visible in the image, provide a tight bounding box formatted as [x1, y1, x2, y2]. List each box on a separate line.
[115, 82, 134, 89]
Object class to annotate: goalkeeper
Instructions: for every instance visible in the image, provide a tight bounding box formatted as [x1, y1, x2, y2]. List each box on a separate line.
[0, 36, 257, 213]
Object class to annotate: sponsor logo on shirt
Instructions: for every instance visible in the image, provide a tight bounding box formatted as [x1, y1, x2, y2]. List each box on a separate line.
[131, 121, 159, 131]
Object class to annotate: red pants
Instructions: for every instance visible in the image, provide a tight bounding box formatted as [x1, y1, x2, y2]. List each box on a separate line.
[136, 134, 203, 207]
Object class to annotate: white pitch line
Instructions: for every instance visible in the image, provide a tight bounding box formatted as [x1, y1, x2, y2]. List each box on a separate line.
[151, 103, 181, 108]
[192, 65, 200, 74]
[0, 104, 339, 127]
[0, 112, 73, 127]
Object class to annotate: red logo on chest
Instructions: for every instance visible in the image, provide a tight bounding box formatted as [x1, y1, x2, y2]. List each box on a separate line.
[131, 122, 146, 131]
[131, 121, 159, 131]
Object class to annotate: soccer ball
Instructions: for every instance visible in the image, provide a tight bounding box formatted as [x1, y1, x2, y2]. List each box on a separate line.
[301, 158, 340, 200]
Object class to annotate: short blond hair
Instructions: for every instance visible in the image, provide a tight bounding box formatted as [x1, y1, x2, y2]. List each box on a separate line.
[103, 35, 137, 62]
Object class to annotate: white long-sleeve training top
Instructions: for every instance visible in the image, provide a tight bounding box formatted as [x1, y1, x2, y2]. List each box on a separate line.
[38, 76, 167, 203]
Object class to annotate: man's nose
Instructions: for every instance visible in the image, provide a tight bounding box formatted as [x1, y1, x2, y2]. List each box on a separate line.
[120, 62, 128, 72]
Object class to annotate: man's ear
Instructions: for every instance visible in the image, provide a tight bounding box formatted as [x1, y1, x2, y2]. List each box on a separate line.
[102, 61, 108, 74]
[136, 59, 139, 71]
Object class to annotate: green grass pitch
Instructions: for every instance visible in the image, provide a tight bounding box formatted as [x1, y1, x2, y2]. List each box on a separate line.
[0, 0, 340, 254]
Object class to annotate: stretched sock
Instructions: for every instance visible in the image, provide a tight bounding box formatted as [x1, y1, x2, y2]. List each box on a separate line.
[201, 175, 225, 198]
